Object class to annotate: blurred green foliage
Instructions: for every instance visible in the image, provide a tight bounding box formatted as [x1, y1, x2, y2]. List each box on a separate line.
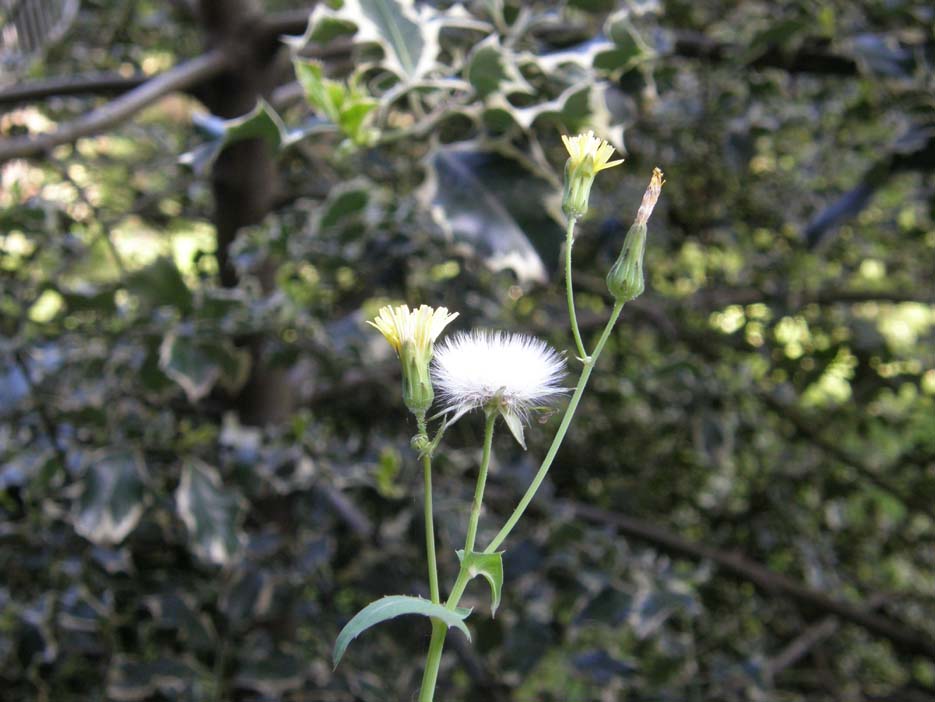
[1, 0, 933, 700]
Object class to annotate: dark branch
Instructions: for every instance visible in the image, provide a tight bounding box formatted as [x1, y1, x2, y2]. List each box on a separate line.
[0, 7, 319, 161]
[0, 73, 148, 107]
[0, 49, 228, 162]
[568, 500, 935, 660]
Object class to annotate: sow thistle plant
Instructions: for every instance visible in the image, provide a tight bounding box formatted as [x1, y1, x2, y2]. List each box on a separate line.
[335, 133, 664, 701]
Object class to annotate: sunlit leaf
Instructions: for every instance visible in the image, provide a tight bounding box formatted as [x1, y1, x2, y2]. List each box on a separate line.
[333, 595, 471, 667]
[297, 0, 440, 81]
[294, 59, 378, 146]
[418, 144, 550, 284]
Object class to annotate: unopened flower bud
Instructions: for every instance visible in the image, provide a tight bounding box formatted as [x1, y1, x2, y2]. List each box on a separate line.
[606, 168, 664, 303]
[401, 340, 435, 415]
[606, 222, 646, 302]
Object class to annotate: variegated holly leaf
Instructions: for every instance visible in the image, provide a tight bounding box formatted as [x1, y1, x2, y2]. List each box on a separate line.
[505, 81, 626, 153]
[175, 459, 245, 566]
[73, 449, 147, 545]
[418, 143, 553, 284]
[181, 100, 333, 174]
[107, 657, 211, 701]
[465, 35, 534, 99]
[159, 331, 251, 403]
[234, 652, 306, 697]
[290, 0, 441, 83]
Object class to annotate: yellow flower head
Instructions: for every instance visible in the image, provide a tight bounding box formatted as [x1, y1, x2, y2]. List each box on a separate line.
[561, 130, 624, 174]
[368, 304, 459, 356]
[561, 130, 624, 219]
[368, 304, 459, 415]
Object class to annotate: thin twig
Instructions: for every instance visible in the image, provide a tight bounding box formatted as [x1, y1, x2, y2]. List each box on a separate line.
[0, 49, 228, 162]
[0, 73, 148, 107]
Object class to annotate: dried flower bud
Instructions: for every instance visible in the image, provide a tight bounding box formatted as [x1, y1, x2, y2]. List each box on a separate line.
[606, 168, 664, 303]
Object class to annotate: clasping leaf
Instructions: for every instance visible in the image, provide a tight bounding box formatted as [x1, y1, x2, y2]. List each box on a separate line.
[333, 595, 471, 668]
[456, 550, 505, 616]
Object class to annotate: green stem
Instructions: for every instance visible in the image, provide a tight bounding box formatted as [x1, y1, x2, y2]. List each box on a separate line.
[464, 411, 497, 555]
[418, 620, 447, 702]
[484, 301, 624, 554]
[418, 302, 624, 701]
[565, 217, 589, 362]
[419, 411, 497, 702]
[423, 452, 440, 605]
[418, 416, 440, 605]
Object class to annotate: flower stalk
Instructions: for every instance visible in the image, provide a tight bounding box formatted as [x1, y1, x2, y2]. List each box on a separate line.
[418, 416, 441, 605]
[565, 216, 589, 362]
[347, 139, 665, 702]
[606, 168, 664, 303]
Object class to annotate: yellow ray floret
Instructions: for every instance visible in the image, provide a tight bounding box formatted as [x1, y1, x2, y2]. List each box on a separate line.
[368, 304, 459, 356]
[561, 130, 624, 173]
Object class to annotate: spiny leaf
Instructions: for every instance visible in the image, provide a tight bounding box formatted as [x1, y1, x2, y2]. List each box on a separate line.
[509, 82, 626, 153]
[465, 35, 533, 99]
[293, 0, 441, 82]
[333, 595, 471, 668]
[181, 100, 332, 174]
[456, 550, 505, 616]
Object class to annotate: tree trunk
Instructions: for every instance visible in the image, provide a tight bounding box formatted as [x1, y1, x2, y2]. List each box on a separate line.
[198, 0, 294, 424]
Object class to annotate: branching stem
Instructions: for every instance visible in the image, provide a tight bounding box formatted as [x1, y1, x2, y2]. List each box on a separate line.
[418, 302, 626, 702]
[485, 301, 624, 552]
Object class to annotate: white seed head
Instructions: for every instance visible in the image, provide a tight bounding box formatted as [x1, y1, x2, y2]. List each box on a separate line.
[431, 330, 567, 424]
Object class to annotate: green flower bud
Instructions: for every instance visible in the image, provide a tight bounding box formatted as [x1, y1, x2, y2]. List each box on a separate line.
[606, 223, 646, 302]
[606, 168, 664, 303]
[562, 157, 596, 220]
[400, 340, 435, 415]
